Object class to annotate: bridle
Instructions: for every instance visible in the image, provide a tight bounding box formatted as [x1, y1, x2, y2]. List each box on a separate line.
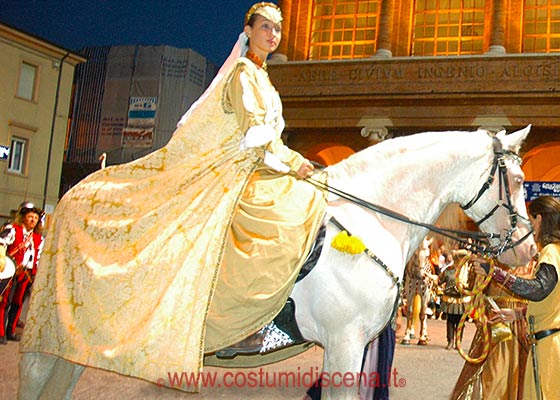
[460, 136, 534, 257]
[306, 135, 534, 258]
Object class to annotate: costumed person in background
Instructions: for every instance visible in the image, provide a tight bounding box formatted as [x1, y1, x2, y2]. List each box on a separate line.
[0, 202, 44, 344]
[453, 195, 560, 400]
[438, 249, 469, 350]
[19, 1, 326, 390]
[451, 263, 530, 400]
[451, 261, 532, 400]
[0, 215, 17, 339]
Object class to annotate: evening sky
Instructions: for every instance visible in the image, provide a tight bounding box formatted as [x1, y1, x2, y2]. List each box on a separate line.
[0, 1, 273, 65]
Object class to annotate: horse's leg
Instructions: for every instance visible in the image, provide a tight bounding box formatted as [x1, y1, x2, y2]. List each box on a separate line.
[400, 295, 414, 344]
[42, 357, 85, 400]
[18, 352, 56, 400]
[401, 314, 412, 345]
[417, 314, 428, 345]
[401, 276, 413, 344]
[321, 335, 368, 400]
[18, 352, 85, 400]
[417, 294, 429, 345]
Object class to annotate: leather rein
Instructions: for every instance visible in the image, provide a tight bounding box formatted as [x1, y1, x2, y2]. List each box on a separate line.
[306, 136, 533, 259]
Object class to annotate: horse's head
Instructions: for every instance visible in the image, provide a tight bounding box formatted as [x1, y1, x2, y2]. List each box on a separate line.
[460, 125, 537, 266]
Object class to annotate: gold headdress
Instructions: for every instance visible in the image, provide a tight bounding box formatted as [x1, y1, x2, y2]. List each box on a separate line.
[245, 2, 282, 25]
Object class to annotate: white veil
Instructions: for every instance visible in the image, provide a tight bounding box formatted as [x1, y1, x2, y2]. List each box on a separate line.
[176, 29, 289, 172]
[176, 32, 249, 128]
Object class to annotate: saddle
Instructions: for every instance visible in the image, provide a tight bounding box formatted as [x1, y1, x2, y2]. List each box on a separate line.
[297, 222, 327, 282]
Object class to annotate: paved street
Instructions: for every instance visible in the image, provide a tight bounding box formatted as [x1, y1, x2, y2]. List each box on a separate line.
[0, 316, 476, 399]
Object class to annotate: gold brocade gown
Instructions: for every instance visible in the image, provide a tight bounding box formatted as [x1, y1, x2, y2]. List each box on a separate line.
[21, 56, 326, 391]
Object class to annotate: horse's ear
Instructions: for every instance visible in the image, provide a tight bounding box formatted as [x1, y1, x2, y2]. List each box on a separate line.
[495, 129, 507, 138]
[499, 124, 531, 153]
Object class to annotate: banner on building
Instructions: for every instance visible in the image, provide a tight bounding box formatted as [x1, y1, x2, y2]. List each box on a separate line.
[122, 128, 153, 148]
[123, 97, 157, 147]
[128, 97, 158, 128]
[524, 181, 560, 201]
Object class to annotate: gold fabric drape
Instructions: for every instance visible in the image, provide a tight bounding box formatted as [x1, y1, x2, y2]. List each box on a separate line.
[21, 57, 326, 391]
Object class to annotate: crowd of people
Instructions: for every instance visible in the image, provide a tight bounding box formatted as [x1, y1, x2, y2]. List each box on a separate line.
[360, 196, 558, 400]
[399, 236, 473, 350]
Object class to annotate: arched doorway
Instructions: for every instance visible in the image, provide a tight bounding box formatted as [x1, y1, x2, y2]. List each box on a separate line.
[305, 143, 355, 167]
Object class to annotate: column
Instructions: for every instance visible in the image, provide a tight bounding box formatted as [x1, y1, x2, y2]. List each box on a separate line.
[487, 0, 506, 55]
[272, 0, 291, 62]
[375, 0, 395, 57]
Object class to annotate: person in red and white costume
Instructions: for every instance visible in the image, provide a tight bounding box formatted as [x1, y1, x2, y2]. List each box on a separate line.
[0, 202, 44, 344]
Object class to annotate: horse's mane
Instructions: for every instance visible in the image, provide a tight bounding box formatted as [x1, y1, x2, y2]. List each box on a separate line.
[327, 129, 486, 180]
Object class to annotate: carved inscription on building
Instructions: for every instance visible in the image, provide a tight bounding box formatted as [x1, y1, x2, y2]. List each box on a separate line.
[294, 62, 560, 83]
[348, 67, 404, 81]
[415, 65, 486, 80]
[498, 63, 560, 78]
[297, 69, 338, 82]
[282, 57, 560, 96]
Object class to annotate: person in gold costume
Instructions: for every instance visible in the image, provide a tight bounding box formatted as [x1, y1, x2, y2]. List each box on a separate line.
[451, 263, 532, 399]
[453, 195, 560, 400]
[20, 2, 326, 388]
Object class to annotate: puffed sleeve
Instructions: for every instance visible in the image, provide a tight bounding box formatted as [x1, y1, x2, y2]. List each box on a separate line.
[486, 244, 560, 301]
[0, 224, 15, 247]
[225, 61, 305, 173]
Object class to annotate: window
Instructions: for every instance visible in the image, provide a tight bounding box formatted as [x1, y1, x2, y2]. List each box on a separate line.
[523, 0, 560, 53]
[412, 0, 485, 56]
[8, 137, 27, 174]
[16, 61, 38, 100]
[309, 0, 380, 60]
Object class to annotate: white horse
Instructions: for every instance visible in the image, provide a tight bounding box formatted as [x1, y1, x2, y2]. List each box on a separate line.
[18, 127, 536, 400]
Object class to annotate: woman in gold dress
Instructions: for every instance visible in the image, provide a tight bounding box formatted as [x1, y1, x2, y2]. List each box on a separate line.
[206, 1, 327, 354]
[20, 2, 326, 387]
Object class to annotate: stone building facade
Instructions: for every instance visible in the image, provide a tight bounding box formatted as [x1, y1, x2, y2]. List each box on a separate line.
[270, 0, 560, 169]
[0, 23, 85, 223]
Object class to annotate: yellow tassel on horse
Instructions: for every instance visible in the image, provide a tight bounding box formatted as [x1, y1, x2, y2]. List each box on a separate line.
[331, 231, 366, 255]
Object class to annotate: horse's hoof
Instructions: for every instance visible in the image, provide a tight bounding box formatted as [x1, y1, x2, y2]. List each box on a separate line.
[400, 339, 411, 345]
[417, 339, 428, 346]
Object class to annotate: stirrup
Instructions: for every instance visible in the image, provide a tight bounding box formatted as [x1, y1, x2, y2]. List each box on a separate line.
[215, 330, 265, 359]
